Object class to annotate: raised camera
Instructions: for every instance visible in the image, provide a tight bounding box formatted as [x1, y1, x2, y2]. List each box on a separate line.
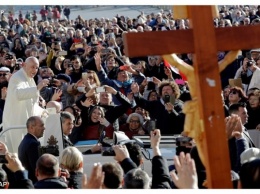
[0, 155, 7, 163]
[101, 147, 115, 156]
[246, 60, 254, 67]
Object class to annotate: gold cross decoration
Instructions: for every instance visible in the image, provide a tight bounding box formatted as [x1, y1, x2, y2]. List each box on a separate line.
[123, 5, 260, 188]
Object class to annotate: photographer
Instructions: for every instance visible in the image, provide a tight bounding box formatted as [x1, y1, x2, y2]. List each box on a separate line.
[1, 150, 34, 189]
[241, 59, 260, 93]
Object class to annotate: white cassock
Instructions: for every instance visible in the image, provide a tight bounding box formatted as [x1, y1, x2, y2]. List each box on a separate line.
[2, 68, 44, 153]
[248, 67, 260, 91]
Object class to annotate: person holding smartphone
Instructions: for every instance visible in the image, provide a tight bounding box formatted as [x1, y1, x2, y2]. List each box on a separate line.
[131, 80, 185, 135]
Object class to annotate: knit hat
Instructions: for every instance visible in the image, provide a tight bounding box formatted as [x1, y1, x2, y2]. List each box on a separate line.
[56, 73, 71, 83]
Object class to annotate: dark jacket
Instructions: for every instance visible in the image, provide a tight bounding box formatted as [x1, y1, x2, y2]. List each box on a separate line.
[76, 91, 131, 125]
[120, 158, 137, 175]
[228, 129, 255, 172]
[67, 171, 83, 189]
[2, 165, 34, 189]
[97, 68, 145, 105]
[34, 177, 68, 189]
[18, 133, 40, 183]
[134, 94, 185, 134]
[151, 155, 172, 189]
[63, 134, 74, 149]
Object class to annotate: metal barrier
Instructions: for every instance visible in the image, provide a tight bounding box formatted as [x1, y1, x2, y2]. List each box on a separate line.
[0, 125, 27, 153]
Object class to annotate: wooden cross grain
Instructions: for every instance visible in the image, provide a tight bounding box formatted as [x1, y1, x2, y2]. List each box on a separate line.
[123, 6, 260, 188]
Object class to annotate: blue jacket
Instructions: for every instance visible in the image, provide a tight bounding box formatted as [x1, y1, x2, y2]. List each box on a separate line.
[97, 68, 145, 105]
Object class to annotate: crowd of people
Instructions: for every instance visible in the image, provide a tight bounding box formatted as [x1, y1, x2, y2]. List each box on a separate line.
[0, 4, 259, 189]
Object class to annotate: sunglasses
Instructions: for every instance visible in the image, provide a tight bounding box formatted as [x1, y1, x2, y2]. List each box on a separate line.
[0, 73, 7, 77]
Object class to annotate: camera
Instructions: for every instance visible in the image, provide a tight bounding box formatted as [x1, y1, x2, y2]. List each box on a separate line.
[101, 146, 115, 156]
[48, 77, 55, 86]
[5, 53, 13, 60]
[14, 63, 20, 70]
[91, 46, 97, 52]
[246, 60, 254, 68]
[38, 145, 59, 157]
[176, 136, 192, 155]
[0, 154, 7, 163]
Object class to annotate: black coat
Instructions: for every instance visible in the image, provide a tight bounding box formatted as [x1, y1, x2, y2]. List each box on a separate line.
[34, 177, 68, 189]
[67, 171, 83, 189]
[228, 129, 255, 172]
[151, 155, 172, 189]
[18, 133, 40, 183]
[1, 165, 34, 189]
[134, 94, 185, 134]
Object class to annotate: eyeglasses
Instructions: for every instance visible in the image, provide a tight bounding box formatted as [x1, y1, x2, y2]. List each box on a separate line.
[0, 73, 7, 77]
[129, 120, 140, 123]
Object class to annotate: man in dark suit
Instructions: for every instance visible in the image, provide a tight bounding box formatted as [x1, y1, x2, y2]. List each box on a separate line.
[34, 153, 67, 189]
[18, 116, 45, 183]
[60, 111, 75, 148]
[228, 103, 255, 172]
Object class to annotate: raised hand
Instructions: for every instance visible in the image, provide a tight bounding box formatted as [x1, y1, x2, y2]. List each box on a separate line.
[82, 163, 104, 189]
[80, 97, 93, 107]
[170, 152, 198, 189]
[113, 144, 130, 163]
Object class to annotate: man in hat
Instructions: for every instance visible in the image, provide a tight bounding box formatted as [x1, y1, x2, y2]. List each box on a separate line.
[250, 48, 260, 61]
[0, 66, 10, 85]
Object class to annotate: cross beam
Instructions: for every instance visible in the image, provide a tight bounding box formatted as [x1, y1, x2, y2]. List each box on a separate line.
[123, 25, 260, 56]
[122, 6, 260, 188]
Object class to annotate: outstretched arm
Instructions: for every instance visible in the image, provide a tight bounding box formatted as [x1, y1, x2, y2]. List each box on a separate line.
[163, 54, 194, 76]
[218, 50, 240, 72]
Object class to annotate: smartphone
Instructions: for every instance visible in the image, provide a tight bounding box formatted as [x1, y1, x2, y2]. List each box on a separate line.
[164, 95, 170, 103]
[0, 155, 8, 163]
[146, 77, 153, 82]
[75, 43, 83, 48]
[170, 95, 176, 105]
[82, 72, 88, 79]
[95, 86, 105, 93]
[77, 86, 86, 93]
[58, 50, 67, 56]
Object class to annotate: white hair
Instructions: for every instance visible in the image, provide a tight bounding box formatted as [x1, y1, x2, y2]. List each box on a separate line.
[126, 113, 144, 125]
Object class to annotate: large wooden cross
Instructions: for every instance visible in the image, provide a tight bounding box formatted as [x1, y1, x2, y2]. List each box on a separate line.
[123, 6, 260, 188]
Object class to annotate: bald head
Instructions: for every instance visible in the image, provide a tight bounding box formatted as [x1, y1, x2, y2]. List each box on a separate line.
[46, 101, 62, 113]
[24, 56, 39, 78]
[36, 154, 59, 178]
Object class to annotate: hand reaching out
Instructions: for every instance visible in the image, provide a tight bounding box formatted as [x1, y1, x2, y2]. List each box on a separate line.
[51, 88, 62, 101]
[113, 144, 130, 163]
[0, 141, 8, 154]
